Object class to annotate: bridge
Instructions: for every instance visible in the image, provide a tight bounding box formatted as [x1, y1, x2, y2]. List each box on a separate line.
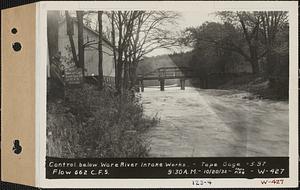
[137, 67, 199, 91]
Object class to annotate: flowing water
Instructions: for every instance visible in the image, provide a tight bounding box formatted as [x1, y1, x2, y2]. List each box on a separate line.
[141, 86, 289, 157]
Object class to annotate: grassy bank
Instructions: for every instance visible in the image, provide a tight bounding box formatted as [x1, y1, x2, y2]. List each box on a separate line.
[218, 74, 288, 100]
[47, 83, 158, 158]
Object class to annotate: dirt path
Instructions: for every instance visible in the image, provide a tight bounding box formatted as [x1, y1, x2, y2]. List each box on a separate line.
[141, 86, 289, 157]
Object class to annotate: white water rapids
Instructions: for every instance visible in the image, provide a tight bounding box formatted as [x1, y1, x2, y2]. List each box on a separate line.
[141, 86, 289, 157]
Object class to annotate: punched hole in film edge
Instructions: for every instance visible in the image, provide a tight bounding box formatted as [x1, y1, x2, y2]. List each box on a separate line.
[12, 42, 22, 52]
[13, 139, 22, 154]
[11, 28, 17, 34]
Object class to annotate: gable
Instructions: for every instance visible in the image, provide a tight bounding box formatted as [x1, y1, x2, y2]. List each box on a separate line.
[58, 19, 113, 49]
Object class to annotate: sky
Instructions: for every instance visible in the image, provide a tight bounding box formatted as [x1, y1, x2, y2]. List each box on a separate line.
[179, 11, 218, 29]
[149, 11, 219, 56]
[68, 10, 220, 56]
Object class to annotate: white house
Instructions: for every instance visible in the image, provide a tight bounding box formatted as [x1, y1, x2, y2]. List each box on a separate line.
[47, 12, 115, 84]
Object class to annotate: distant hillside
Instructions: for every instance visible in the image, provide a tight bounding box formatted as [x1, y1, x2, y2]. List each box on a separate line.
[137, 55, 175, 75]
[137, 50, 252, 76]
[136, 52, 195, 87]
[137, 52, 193, 75]
[136, 50, 253, 88]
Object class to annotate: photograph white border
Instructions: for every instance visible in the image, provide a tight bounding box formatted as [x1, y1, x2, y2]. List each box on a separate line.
[36, 1, 298, 188]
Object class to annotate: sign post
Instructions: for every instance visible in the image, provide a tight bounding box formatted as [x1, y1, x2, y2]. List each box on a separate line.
[64, 67, 83, 87]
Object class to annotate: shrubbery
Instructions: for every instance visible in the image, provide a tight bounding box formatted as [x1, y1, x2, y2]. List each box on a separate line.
[47, 84, 158, 158]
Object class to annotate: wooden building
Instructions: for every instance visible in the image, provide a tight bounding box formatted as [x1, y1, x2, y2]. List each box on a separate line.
[47, 11, 115, 84]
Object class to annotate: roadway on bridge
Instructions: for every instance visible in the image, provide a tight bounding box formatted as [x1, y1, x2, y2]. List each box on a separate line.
[141, 86, 288, 157]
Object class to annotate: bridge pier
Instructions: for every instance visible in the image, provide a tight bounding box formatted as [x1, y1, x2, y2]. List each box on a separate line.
[138, 67, 196, 92]
[159, 79, 165, 91]
[180, 79, 185, 90]
[140, 80, 144, 92]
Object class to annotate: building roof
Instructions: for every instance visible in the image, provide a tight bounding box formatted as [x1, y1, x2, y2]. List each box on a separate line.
[59, 18, 113, 48]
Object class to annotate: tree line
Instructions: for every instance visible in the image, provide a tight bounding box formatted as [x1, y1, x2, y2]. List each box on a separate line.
[181, 11, 289, 79]
[48, 10, 289, 95]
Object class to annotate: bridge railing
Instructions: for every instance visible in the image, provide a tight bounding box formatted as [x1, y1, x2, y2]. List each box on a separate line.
[138, 67, 199, 80]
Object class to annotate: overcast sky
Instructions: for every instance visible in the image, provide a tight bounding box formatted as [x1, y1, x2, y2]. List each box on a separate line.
[149, 11, 219, 56]
[179, 11, 218, 29]
[69, 10, 220, 56]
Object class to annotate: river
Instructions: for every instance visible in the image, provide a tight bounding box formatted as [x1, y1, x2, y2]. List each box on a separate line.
[141, 86, 289, 157]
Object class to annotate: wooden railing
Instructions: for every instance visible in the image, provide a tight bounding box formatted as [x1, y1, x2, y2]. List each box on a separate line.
[138, 67, 197, 80]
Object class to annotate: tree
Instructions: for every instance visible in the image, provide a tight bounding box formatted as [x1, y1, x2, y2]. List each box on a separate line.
[218, 11, 288, 74]
[127, 11, 180, 88]
[111, 12, 118, 88]
[258, 11, 288, 75]
[65, 11, 78, 67]
[211, 12, 263, 74]
[116, 11, 124, 93]
[76, 11, 85, 76]
[182, 22, 245, 74]
[183, 11, 288, 75]
[108, 11, 180, 93]
[47, 11, 59, 60]
[98, 11, 104, 89]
